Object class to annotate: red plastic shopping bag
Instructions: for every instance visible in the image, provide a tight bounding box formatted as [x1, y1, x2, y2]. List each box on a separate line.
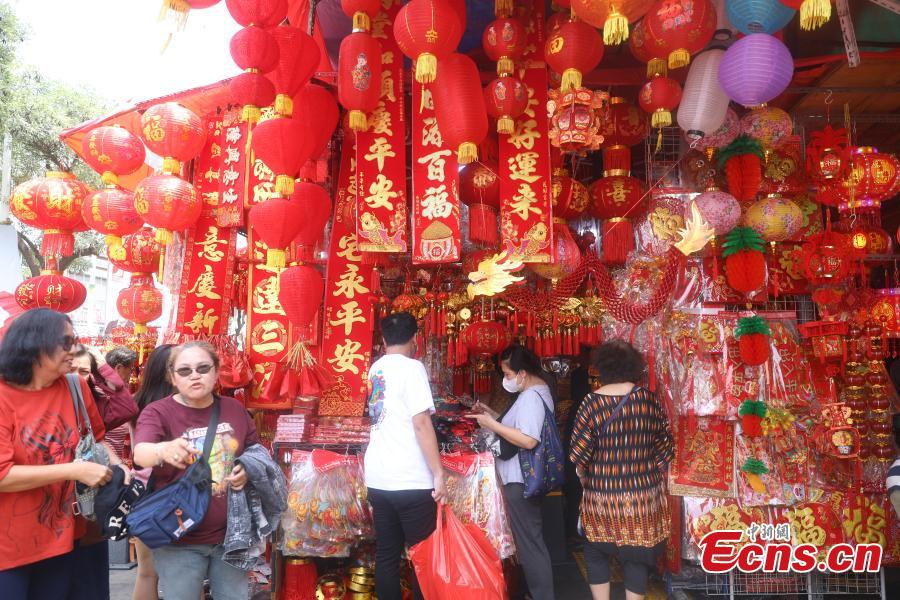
[408, 505, 506, 600]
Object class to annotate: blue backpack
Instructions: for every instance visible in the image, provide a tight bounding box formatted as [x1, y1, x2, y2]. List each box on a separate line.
[126, 399, 220, 549]
[518, 392, 565, 498]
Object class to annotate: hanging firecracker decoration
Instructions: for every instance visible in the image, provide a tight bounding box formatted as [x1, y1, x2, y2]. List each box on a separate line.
[460, 161, 501, 246]
[722, 226, 766, 293]
[228, 22, 280, 123]
[81, 187, 143, 249]
[81, 125, 146, 186]
[677, 49, 731, 143]
[393, 0, 463, 84]
[726, 0, 796, 35]
[108, 227, 162, 274]
[544, 19, 604, 91]
[117, 274, 164, 334]
[738, 400, 767, 437]
[15, 258, 87, 313]
[338, 30, 384, 132]
[265, 26, 320, 117]
[779, 0, 832, 31]
[432, 53, 489, 164]
[9, 171, 91, 257]
[718, 33, 794, 107]
[252, 117, 313, 196]
[638, 74, 682, 150]
[248, 198, 304, 269]
[484, 76, 529, 135]
[643, 0, 717, 70]
[590, 173, 645, 265]
[482, 17, 527, 76]
[734, 315, 771, 365]
[133, 173, 201, 246]
[139, 102, 206, 175]
[740, 457, 769, 493]
[717, 135, 764, 202]
[571, 0, 655, 46]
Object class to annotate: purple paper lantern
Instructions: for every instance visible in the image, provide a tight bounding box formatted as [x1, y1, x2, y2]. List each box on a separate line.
[691, 189, 742, 235]
[718, 33, 794, 107]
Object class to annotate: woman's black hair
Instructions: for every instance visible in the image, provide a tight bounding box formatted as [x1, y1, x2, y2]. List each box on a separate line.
[134, 344, 176, 411]
[0, 309, 72, 385]
[499, 344, 557, 401]
[593, 340, 646, 384]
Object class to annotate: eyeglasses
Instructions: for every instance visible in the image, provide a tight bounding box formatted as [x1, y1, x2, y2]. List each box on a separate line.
[59, 335, 76, 352]
[173, 363, 214, 378]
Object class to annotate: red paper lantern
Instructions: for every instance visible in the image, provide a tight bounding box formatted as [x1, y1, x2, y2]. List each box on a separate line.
[15, 263, 87, 313]
[278, 265, 325, 327]
[81, 187, 143, 247]
[291, 182, 332, 248]
[552, 169, 590, 220]
[341, 0, 382, 32]
[837, 146, 900, 204]
[9, 171, 91, 257]
[338, 32, 384, 132]
[249, 198, 304, 268]
[117, 274, 164, 334]
[806, 124, 850, 185]
[484, 76, 529, 135]
[432, 53, 489, 165]
[530, 222, 582, 280]
[546, 10, 570, 34]
[644, 0, 717, 70]
[393, 0, 463, 84]
[600, 97, 648, 149]
[230, 26, 279, 72]
[109, 227, 162, 274]
[81, 126, 146, 186]
[628, 17, 655, 65]
[571, 0, 655, 45]
[251, 117, 311, 195]
[638, 74, 682, 129]
[225, 0, 287, 27]
[465, 319, 509, 355]
[293, 83, 339, 163]
[266, 26, 321, 116]
[544, 19, 604, 91]
[133, 174, 201, 245]
[140, 103, 206, 174]
[460, 162, 500, 246]
[228, 71, 276, 124]
[590, 174, 645, 264]
[482, 17, 527, 76]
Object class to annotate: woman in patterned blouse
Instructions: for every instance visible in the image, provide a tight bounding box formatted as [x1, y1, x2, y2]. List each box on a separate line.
[569, 340, 674, 600]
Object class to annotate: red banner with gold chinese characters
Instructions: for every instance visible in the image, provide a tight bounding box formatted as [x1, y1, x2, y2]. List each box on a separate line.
[216, 115, 248, 227]
[320, 135, 375, 417]
[411, 84, 461, 264]
[498, 0, 553, 263]
[176, 117, 237, 337]
[355, 0, 407, 254]
[245, 257, 293, 409]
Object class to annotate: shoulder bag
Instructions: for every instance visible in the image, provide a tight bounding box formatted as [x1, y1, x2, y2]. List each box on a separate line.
[518, 391, 565, 498]
[67, 373, 110, 520]
[125, 398, 220, 549]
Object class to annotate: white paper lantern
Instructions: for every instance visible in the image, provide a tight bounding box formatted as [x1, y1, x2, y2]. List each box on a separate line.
[677, 49, 730, 142]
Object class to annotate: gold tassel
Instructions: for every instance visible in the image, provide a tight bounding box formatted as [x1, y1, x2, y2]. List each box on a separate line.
[105, 234, 123, 248]
[655, 128, 663, 154]
[266, 248, 287, 270]
[158, 0, 190, 30]
[275, 94, 293, 117]
[800, 0, 831, 31]
[497, 116, 514, 135]
[101, 171, 118, 186]
[651, 109, 672, 129]
[241, 104, 261, 124]
[495, 0, 513, 18]
[162, 157, 181, 174]
[415, 53, 437, 84]
[457, 142, 478, 165]
[275, 174, 295, 195]
[561, 68, 582, 91]
[155, 228, 173, 246]
[668, 48, 691, 70]
[497, 57, 514, 76]
[647, 58, 667, 78]
[603, 10, 629, 46]
[352, 11, 371, 32]
[349, 110, 369, 132]
[134, 323, 148, 335]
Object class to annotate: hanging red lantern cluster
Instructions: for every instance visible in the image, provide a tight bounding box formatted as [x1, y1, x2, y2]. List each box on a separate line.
[393, 0, 463, 84]
[265, 26, 320, 117]
[81, 125, 146, 187]
[117, 274, 164, 334]
[249, 198, 304, 269]
[544, 19, 604, 92]
[251, 116, 312, 196]
[432, 53, 488, 164]
[81, 187, 143, 249]
[835, 146, 900, 210]
[338, 0, 383, 132]
[108, 227, 162, 275]
[638, 73, 682, 150]
[460, 161, 501, 246]
[10, 171, 91, 257]
[133, 172, 201, 246]
[140, 102, 206, 175]
[15, 258, 87, 313]
[484, 76, 529, 135]
[226, 0, 286, 123]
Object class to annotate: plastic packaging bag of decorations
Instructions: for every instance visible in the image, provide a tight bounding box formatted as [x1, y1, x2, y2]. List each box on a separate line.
[281, 449, 373, 557]
[441, 452, 516, 559]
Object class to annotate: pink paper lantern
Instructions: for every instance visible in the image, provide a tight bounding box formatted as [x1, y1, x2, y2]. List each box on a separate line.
[688, 107, 740, 149]
[741, 105, 793, 149]
[691, 188, 742, 235]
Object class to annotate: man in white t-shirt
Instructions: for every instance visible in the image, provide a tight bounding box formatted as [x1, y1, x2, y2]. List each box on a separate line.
[364, 312, 446, 600]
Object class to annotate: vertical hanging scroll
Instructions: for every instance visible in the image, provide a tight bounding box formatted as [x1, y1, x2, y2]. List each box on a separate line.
[499, 0, 554, 263]
[411, 84, 461, 264]
[355, 0, 408, 254]
[216, 115, 248, 228]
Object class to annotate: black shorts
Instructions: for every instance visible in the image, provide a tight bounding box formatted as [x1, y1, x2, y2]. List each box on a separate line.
[582, 540, 664, 595]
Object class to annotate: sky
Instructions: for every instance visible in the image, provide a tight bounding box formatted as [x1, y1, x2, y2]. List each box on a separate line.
[11, 0, 241, 106]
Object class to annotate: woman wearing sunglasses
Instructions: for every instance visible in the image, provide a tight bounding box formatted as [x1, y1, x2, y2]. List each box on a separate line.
[133, 341, 258, 600]
[0, 309, 113, 600]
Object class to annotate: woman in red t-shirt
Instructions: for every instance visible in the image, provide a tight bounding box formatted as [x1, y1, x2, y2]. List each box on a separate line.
[0, 309, 113, 600]
[133, 341, 258, 600]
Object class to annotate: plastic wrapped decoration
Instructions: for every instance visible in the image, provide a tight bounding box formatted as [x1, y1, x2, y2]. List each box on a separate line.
[441, 452, 516, 559]
[635, 194, 685, 256]
[281, 450, 374, 557]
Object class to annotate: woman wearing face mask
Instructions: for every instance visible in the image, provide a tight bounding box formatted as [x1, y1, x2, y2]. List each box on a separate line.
[469, 344, 555, 600]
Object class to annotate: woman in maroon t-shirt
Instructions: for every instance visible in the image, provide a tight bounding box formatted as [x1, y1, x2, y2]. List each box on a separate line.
[133, 341, 257, 600]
